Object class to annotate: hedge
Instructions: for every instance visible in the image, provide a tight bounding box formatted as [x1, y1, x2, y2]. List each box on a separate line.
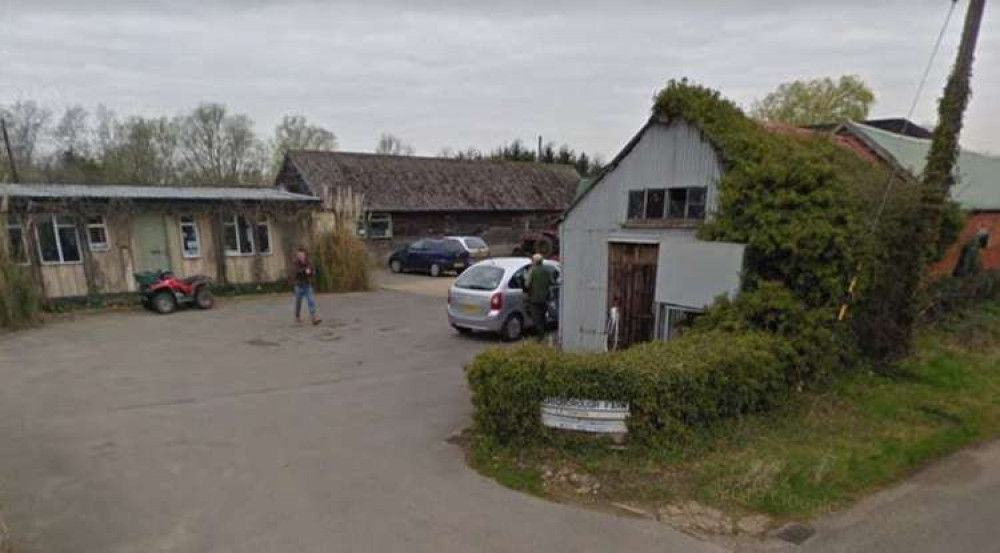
[465, 330, 794, 445]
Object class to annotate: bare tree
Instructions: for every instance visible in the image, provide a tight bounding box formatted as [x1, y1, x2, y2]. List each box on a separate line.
[0, 100, 52, 172]
[176, 103, 267, 185]
[98, 115, 180, 185]
[53, 105, 91, 156]
[375, 133, 415, 156]
[272, 115, 337, 171]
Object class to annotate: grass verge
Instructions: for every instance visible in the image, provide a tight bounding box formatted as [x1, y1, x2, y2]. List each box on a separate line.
[465, 300, 1000, 523]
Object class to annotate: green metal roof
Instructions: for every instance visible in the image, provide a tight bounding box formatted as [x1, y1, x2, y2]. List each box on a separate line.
[847, 121, 1000, 211]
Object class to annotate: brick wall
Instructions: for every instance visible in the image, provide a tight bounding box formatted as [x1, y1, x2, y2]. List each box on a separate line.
[933, 211, 1000, 275]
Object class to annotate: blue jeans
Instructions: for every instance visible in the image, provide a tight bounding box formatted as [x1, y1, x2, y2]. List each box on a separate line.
[294, 283, 317, 319]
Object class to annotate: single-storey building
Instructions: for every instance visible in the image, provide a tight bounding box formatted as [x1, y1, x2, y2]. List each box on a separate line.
[558, 117, 745, 352]
[1, 183, 318, 300]
[829, 120, 1000, 275]
[274, 150, 580, 253]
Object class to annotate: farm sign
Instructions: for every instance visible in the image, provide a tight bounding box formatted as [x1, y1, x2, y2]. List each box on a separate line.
[540, 398, 629, 434]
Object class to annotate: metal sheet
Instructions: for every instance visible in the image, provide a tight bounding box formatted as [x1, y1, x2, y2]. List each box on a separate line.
[655, 240, 745, 310]
[0, 183, 319, 202]
[541, 399, 629, 434]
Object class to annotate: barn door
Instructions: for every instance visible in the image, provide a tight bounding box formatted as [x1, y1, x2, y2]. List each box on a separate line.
[607, 242, 659, 349]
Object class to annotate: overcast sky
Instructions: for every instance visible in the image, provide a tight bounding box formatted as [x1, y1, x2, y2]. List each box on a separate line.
[1, 0, 998, 158]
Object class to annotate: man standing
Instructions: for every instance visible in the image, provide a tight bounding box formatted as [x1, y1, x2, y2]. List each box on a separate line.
[523, 253, 552, 340]
[291, 247, 322, 325]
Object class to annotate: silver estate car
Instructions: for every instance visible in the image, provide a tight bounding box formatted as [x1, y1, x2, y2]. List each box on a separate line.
[447, 257, 561, 341]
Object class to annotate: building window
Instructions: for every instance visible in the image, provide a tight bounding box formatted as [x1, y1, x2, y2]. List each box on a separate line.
[35, 215, 82, 264]
[5, 214, 28, 264]
[976, 227, 990, 249]
[255, 220, 272, 254]
[628, 187, 707, 222]
[656, 304, 701, 341]
[223, 215, 271, 255]
[179, 216, 201, 258]
[358, 213, 393, 240]
[86, 216, 109, 252]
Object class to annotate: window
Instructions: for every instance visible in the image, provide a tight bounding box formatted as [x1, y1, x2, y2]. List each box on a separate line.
[5, 215, 28, 264]
[179, 216, 201, 258]
[409, 239, 428, 250]
[86, 216, 109, 251]
[645, 189, 666, 219]
[255, 220, 272, 255]
[656, 305, 701, 341]
[35, 215, 82, 264]
[444, 239, 464, 254]
[628, 187, 708, 222]
[627, 190, 645, 220]
[454, 265, 504, 291]
[976, 227, 990, 249]
[361, 213, 392, 240]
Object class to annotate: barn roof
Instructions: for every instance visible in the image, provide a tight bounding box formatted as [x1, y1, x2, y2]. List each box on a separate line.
[281, 150, 580, 212]
[841, 121, 1000, 211]
[0, 183, 319, 203]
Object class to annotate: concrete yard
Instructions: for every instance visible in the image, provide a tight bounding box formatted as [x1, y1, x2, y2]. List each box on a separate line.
[0, 285, 721, 553]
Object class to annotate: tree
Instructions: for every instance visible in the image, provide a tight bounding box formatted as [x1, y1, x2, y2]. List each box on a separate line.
[0, 100, 52, 178]
[750, 75, 875, 126]
[375, 133, 415, 156]
[176, 103, 267, 185]
[53, 105, 91, 156]
[272, 115, 337, 171]
[99, 115, 180, 185]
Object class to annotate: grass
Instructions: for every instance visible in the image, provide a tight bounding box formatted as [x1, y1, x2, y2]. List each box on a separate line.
[466, 300, 1000, 521]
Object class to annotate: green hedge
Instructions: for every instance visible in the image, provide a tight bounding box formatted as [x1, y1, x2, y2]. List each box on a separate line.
[466, 330, 794, 445]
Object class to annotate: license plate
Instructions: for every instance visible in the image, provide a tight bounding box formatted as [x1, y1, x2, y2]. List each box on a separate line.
[461, 304, 479, 315]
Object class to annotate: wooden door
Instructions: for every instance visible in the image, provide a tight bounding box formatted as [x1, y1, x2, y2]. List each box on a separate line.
[607, 242, 659, 349]
[134, 213, 171, 272]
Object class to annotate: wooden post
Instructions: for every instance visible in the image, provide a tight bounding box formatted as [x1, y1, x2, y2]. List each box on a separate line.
[211, 209, 228, 286]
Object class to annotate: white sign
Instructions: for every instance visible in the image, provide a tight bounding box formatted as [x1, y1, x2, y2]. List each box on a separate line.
[540, 398, 629, 434]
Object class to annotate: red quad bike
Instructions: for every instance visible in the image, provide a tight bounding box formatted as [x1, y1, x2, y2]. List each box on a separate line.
[135, 270, 214, 314]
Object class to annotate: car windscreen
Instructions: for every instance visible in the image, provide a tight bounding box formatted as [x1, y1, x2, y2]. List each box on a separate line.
[464, 237, 488, 249]
[444, 239, 464, 253]
[454, 265, 505, 290]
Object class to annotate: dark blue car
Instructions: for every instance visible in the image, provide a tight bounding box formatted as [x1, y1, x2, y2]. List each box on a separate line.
[388, 238, 472, 277]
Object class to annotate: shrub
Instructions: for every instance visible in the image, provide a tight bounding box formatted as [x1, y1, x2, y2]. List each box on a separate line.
[466, 330, 793, 445]
[311, 227, 371, 293]
[0, 254, 41, 330]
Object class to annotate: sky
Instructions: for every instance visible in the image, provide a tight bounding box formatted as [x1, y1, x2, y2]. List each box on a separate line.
[1, 0, 998, 159]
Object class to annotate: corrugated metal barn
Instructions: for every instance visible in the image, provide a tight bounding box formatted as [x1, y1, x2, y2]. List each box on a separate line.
[558, 117, 745, 352]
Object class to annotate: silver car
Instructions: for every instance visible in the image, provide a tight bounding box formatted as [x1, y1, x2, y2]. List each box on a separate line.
[447, 257, 561, 341]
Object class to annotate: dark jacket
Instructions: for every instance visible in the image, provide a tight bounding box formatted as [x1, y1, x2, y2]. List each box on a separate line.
[523, 264, 552, 304]
[291, 257, 314, 286]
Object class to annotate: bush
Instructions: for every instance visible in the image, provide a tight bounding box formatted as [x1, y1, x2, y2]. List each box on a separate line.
[0, 256, 41, 330]
[466, 330, 794, 445]
[311, 227, 371, 293]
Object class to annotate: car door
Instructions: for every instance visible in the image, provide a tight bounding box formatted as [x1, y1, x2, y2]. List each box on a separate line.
[405, 240, 427, 270]
[506, 265, 530, 323]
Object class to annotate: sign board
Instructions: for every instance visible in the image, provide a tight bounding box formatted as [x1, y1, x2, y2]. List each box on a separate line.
[540, 398, 629, 434]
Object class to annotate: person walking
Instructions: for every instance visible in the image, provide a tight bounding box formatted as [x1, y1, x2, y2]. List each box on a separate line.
[291, 247, 322, 325]
[523, 253, 553, 341]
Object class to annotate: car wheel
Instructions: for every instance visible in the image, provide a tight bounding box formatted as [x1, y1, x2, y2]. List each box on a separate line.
[390, 259, 403, 273]
[152, 291, 176, 314]
[430, 263, 442, 277]
[194, 286, 214, 309]
[500, 314, 523, 342]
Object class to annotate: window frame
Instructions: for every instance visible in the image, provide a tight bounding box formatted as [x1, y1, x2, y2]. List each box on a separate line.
[86, 215, 110, 252]
[358, 212, 393, 240]
[35, 214, 83, 265]
[179, 215, 202, 259]
[655, 304, 702, 342]
[627, 186, 709, 223]
[223, 215, 271, 257]
[5, 214, 29, 265]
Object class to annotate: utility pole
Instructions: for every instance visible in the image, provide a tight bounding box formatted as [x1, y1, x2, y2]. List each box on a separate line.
[892, 0, 987, 361]
[537, 135, 543, 163]
[1, 117, 19, 184]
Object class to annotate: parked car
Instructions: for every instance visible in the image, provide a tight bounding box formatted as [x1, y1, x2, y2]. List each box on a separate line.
[388, 237, 472, 277]
[446, 235, 491, 260]
[447, 257, 561, 341]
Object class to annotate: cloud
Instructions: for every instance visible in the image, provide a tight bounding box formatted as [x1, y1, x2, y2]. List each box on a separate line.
[1, 0, 998, 156]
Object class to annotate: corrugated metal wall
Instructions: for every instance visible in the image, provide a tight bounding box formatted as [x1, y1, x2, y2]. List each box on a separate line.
[559, 120, 723, 352]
